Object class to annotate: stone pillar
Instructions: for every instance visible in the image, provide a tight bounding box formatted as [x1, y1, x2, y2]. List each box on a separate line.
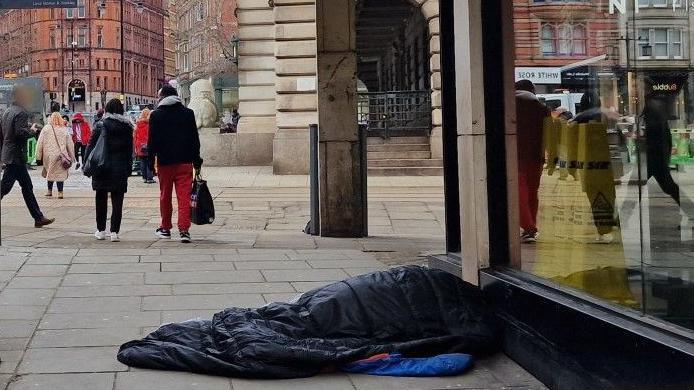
[236, 0, 277, 165]
[316, 0, 366, 237]
[272, 0, 318, 175]
[419, 0, 443, 159]
[453, 0, 489, 284]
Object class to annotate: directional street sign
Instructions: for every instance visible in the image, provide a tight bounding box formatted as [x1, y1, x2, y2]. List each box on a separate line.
[0, 0, 78, 8]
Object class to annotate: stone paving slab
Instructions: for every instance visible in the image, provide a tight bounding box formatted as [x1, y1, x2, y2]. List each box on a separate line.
[18, 347, 128, 374]
[8, 373, 115, 390]
[115, 371, 232, 390]
[39, 312, 162, 330]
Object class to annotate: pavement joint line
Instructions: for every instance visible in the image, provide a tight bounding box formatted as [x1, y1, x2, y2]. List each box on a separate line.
[7, 250, 77, 386]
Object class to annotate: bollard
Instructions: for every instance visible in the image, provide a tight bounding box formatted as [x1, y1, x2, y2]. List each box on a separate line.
[305, 124, 320, 236]
[359, 124, 368, 237]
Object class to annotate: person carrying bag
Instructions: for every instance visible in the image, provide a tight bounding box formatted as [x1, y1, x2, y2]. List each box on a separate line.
[36, 112, 75, 199]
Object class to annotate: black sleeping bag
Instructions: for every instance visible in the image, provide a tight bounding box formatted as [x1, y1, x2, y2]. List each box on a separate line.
[117, 266, 500, 378]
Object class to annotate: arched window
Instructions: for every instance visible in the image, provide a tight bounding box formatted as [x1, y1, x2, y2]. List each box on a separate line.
[572, 25, 587, 55]
[558, 24, 572, 55]
[541, 24, 556, 55]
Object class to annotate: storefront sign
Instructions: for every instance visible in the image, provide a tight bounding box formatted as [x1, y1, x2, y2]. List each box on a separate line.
[0, 0, 77, 8]
[515, 67, 561, 85]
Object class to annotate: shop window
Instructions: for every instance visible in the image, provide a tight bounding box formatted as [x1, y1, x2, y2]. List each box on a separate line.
[513, 0, 694, 334]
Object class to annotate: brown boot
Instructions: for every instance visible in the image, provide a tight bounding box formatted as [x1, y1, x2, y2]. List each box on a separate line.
[34, 218, 55, 228]
[44, 191, 52, 197]
[57, 192, 64, 199]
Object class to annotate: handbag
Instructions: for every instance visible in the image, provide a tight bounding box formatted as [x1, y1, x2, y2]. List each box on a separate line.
[83, 123, 108, 178]
[191, 168, 215, 225]
[50, 125, 73, 170]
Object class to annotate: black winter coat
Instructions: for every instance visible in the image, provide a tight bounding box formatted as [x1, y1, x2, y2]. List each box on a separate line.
[149, 98, 202, 167]
[85, 114, 133, 193]
[0, 104, 35, 166]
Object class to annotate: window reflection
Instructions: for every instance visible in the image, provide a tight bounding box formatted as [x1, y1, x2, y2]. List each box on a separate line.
[513, 0, 694, 332]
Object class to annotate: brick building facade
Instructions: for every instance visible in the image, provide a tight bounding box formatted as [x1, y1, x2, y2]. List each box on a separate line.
[0, 0, 166, 113]
[513, 0, 620, 96]
[172, 0, 238, 110]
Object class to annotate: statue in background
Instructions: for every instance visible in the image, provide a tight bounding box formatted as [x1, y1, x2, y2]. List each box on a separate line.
[188, 79, 218, 129]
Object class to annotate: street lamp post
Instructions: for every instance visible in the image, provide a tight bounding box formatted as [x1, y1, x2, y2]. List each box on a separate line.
[71, 40, 77, 111]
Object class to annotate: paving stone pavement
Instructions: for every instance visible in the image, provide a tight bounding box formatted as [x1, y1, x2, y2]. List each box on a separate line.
[0, 167, 546, 389]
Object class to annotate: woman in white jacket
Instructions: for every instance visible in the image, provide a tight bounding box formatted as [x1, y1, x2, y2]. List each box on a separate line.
[36, 112, 75, 199]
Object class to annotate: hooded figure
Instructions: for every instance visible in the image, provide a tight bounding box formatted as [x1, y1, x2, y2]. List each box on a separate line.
[71, 112, 92, 168]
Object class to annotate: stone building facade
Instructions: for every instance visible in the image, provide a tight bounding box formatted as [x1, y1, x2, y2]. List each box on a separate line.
[0, 0, 166, 112]
[236, 0, 441, 174]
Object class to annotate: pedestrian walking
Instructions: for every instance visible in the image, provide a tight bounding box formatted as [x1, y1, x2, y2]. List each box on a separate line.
[36, 112, 75, 199]
[134, 109, 155, 184]
[515, 80, 550, 243]
[71, 112, 91, 169]
[85, 99, 133, 243]
[0, 85, 55, 227]
[149, 85, 203, 243]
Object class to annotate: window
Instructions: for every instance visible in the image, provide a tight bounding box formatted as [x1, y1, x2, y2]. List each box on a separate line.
[49, 29, 56, 49]
[638, 28, 684, 58]
[513, 0, 694, 333]
[540, 23, 587, 56]
[77, 0, 85, 18]
[97, 27, 104, 48]
[541, 24, 556, 55]
[77, 27, 87, 47]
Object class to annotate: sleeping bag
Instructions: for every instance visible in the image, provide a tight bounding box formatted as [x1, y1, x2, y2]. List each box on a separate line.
[117, 266, 499, 378]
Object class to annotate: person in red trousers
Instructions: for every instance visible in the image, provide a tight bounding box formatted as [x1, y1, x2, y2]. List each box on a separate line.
[148, 85, 203, 243]
[515, 80, 550, 243]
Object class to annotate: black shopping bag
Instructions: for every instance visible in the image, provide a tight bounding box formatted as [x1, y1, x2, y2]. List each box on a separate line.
[191, 169, 215, 225]
[83, 123, 108, 178]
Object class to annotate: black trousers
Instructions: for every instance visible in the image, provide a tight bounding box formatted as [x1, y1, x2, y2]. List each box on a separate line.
[75, 142, 86, 164]
[95, 190, 125, 233]
[1, 163, 44, 221]
[139, 156, 154, 181]
[47, 181, 64, 192]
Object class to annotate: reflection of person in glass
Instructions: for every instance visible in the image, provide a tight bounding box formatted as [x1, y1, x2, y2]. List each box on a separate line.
[571, 92, 617, 243]
[641, 96, 680, 205]
[515, 80, 550, 243]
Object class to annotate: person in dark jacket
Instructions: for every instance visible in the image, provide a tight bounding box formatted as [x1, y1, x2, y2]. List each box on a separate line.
[149, 85, 202, 243]
[642, 96, 680, 205]
[515, 80, 550, 243]
[85, 99, 133, 242]
[0, 85, 54, 227]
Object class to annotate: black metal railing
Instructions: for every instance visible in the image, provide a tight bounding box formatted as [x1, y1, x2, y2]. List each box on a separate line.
[357, 90, 432, 138]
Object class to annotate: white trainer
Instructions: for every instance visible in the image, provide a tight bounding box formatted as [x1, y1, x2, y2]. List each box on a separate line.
[94, 231, 107, 241]
[110, 232, 120, 242]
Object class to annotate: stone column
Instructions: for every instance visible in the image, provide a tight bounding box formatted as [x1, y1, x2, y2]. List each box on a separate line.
[236, 0, 277, 165]
[418, 0, 443, 160]
[453, 0, 489, 284]
[316, 0, 366, 237]
[272, 0, 318, 175]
